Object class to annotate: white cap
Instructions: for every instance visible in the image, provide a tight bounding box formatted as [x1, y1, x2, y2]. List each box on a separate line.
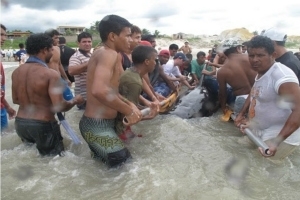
[262, 27, 287, 42]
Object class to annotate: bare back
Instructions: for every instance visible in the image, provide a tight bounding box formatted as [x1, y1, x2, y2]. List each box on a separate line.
[217, 54, 256, 96]
[12, 63, 61, 121]
[84, 47, 123, 119]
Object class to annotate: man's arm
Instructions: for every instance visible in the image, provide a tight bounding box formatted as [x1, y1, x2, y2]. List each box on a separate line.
[68, 61, 89, 76]
[48, 72, 82, 112]
[158, 65, 176, 92]
[273, 82, 300, 145]
[58, 59, 69, 81]
[188, 47, 192, 54]
[216, 70, 228, 114]
[191, 61, 199, 83]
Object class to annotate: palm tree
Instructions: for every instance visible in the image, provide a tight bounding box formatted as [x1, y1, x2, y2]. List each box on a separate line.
[153, 30, 160, 38]
[142, 28, 151, 35]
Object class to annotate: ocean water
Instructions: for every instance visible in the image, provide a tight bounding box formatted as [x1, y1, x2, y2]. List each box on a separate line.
[1, 64, 300, 200]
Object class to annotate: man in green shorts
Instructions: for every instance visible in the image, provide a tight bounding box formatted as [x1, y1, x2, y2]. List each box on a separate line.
[79, 15, 142, 168]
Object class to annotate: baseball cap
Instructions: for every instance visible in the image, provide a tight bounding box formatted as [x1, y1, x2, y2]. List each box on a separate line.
[218, 38, 243, 52]
[262, 27, 287, 42]
[173, 52, 188, 61]
[139, 40, 152, 46]
[159, 49, 170, 57]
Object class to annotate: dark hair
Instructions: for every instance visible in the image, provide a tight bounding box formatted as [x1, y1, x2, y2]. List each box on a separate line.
[59, 37, 66, 44]
[248, 35, 275, 54]
[132, 45, 157, 65]
[141, 34, 155, 43]
[98, 15, 132, 42]
[169, 44, 179, 50]
[77, 32, 92, 42]
[186, 53, 193, 60]
[26, 33, 53, 55]
[196, 51, 206, 58]
[44, 29, 60, 37]
[223, 46, 241, 57]
[0, 24, 6, 31]
[19, 43, 24, 48]
[131, 25, 141, 35]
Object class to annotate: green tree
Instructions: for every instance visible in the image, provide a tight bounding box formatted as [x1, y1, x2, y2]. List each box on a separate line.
[142, 28, 151, 35]
[252, 30, 258, 36]
[153, 30, 160, 38]
[65, 29, 74, 36]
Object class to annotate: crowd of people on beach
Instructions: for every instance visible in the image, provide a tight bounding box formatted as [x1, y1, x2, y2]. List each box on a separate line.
[1, 14, 300, 168]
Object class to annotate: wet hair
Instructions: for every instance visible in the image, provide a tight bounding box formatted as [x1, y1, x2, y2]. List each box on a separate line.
[1, 24, 6, 31]
[196, 51, 206, 58]
[132, 45, 157, 65]
[169, 44, 179, 50]
[131, 25, 141, 35]
[44, 29, 60, 37]
[186, 53, 193, 60]
[26, 33, 53, 55]
[248, 35, 275, 54]
[19, 43, 24, 48]
[59, 37, 66, 44]
[98, 14, 132, 42]
[77, 32, 92, 42]
[141, 34, 155, 43]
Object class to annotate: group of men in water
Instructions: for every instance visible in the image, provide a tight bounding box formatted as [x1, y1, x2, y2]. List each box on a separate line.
[1, 14, 300, 167]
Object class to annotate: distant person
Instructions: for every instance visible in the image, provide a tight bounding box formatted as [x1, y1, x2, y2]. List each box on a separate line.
[179, 41, 192, 55]
[68, 32, 92, 110]
[5, 49, 12, 61]
[15, 43, 27, 64]
[236, 36, 300, 161]
[79, 15, 142, 168]
[59, 36, 76, 83]
[141, 34, 156, 48]
[207, 49, 212, 61]
[1, 24, 16, 132]
[44, 29, 73, 100]
[262, 27, 300, 83]
[169, 44, 179, 58]
[12, 33, 84, 156]
[241, 41, 249, 54]
[210, 44, 218, 62]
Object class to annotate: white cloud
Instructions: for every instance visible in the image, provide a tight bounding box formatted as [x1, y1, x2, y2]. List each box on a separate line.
[1, 0, 299, 36]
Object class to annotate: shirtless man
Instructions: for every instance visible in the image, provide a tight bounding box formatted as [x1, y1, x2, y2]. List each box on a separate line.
[79, 15, 142, 168]
[44, 29, 72, 100]
[179, 41, 192, 55]
[12, 33, 84, 156]
[216, 38, 257, 115]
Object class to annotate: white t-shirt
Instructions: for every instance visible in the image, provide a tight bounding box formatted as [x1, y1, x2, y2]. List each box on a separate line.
[163, 60, 182, 77]
[249, 62, 300, 145]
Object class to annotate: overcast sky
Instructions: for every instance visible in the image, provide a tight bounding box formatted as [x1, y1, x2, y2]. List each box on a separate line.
[1, 0, 300, 36]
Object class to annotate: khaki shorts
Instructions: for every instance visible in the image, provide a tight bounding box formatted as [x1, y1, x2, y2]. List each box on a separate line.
[265, 140, 298, 163]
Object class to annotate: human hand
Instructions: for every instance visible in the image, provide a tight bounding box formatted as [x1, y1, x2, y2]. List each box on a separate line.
[202, 69, 210, 75]
[145, 102, 159, 119]
[7, 107, 16, 120]
[123, 103, 142, 126]
[258, 142, 277, 157]
[73, 95, 85, 105]
[155, 93, 166, 101]
[67, 80, 72, 87]
[234, 113, 245, 127]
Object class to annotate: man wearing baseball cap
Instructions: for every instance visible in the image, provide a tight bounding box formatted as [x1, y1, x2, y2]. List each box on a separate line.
[162, 52, 195, 90]
[262, 28, 300, 83]
[216, 38, 257, 116]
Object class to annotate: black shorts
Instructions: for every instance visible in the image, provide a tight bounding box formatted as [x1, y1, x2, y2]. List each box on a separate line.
[15, 117, 64, 156]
